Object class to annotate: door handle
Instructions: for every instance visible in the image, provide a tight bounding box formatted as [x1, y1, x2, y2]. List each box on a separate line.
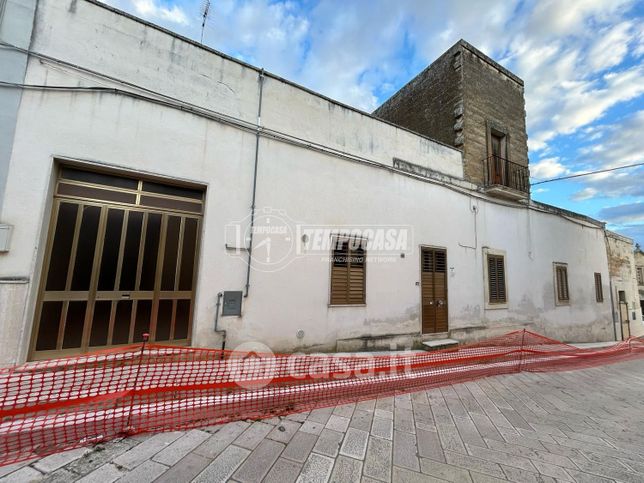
[121, 293, 131, 299]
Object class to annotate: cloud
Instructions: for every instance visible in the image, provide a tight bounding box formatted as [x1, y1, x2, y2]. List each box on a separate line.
[588, 21, 635, 70]
[598, 202, 644, 224]
[569, 110, 644, 201]
[582, 110, 644, 168]
[571, 187, 599, 201]
[530, 157, 567, 180]
[548, 66, 644, 138]
[614, 223, 644, 245]
[201, 0, 311, 83]
[132, 0, 189, 25]
[599, 201, 644, 245]
[521, 52, 644, 152]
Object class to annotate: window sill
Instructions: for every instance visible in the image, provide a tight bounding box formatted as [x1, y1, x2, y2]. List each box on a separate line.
[328, 304, 366, 308]
[485, 303, 508, 310]
[555, 301, 570, 306]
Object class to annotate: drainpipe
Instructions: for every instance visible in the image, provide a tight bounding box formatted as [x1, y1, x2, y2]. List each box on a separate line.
[244, 68, 265, 298]
[214, 292, 226, 351]
[609, 280, 618, 341]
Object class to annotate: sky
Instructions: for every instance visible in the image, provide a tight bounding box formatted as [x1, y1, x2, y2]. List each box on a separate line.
[103, 0, 644, 247]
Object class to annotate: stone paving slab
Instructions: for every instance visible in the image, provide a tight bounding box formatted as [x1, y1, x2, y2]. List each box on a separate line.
[3, 358, 644, 482]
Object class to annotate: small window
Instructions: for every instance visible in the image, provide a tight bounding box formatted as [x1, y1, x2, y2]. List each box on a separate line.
[487, 254, 507, 304]
[330, 236, 366, 305]
[637, 267, 643, 285]
[594, 273, 603, 303]
[554, 263, 570, 305]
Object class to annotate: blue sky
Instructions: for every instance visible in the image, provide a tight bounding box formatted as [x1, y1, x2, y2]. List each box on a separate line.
[104, 0, 644, 246]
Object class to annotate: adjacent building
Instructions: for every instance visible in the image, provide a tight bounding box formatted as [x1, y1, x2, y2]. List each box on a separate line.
[636, 248, 644, 327]
[0, 0, 640, 365]
[606, 232, 644, 338]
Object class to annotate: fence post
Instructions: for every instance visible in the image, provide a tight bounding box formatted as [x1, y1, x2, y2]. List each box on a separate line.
[125, 332, 149, 434]
[518, 329, 526, 373]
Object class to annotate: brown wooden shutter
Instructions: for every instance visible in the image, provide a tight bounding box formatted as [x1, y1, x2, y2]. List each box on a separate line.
[555, 265, 569, 302]
[330, 237, 365, 305]
[487, 254, 506, 304]
[594, 273, 603, 302]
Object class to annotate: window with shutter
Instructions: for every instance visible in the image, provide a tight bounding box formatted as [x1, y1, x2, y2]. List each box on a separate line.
[554, 263, 569, 304]
[594, 273, 603, 303]
[487, 254, 506, 304]
[330, 236, 366, 305]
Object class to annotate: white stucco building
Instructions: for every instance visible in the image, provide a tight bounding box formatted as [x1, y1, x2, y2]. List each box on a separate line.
[0, 0, 638, 365]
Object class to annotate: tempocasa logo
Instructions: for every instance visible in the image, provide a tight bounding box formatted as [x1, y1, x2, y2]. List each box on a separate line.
[225, 207, 413, 272]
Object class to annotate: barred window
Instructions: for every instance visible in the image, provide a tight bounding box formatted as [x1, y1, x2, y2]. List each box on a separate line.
[487, 254, 507, 304]
[330, 237, 366, 305]
[637, 267, 643, 285]
[554, 263, 570, 304]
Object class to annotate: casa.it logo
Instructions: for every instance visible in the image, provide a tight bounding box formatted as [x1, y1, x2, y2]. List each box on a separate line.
[226, 341, 277, 390]
[225, 208, 298, 272]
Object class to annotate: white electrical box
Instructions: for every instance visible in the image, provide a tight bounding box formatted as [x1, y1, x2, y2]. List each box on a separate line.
[0, 224, 13, 252]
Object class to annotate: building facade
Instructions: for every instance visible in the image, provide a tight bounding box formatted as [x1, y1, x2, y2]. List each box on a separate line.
[0, 0, 635, 365]
[606, 232, 644, 338]
[635, 248, 644, 328]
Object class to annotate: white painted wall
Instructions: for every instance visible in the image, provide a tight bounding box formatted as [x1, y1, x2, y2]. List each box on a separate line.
[0, 0, 615, 364]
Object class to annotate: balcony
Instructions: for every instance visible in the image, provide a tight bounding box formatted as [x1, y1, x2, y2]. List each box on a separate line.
[484, 155, 530, 200]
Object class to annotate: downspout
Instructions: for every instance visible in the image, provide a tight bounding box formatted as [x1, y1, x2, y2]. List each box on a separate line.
[609, 280, 618, 341]
[214, 292, 226, 351]
[244, 68, 265, 297]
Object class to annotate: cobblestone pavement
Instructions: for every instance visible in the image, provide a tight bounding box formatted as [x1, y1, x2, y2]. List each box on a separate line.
[3, 359, 644, 482]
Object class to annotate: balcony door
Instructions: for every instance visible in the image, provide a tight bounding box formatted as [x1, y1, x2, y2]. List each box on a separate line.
[490, 132, 507, 185]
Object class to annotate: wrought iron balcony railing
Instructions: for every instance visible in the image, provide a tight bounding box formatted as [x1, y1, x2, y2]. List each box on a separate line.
[484, 155, 530, 194]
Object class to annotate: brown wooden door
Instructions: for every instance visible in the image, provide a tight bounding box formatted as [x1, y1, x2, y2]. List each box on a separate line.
[489, 133, 506, 185]
[421, 248, 448, 334]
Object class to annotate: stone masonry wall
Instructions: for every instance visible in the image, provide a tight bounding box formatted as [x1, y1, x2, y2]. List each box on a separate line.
[461, 45, 529, 185]
[373, 45, 463, 155]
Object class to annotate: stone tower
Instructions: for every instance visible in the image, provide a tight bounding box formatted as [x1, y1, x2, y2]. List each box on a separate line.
[374, 39, 530, 198]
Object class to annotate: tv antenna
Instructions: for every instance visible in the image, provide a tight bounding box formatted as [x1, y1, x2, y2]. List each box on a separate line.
[200, 0, 212, 44]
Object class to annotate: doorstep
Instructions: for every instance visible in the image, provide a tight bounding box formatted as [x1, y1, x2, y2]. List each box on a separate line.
[421, 338, 459, 351]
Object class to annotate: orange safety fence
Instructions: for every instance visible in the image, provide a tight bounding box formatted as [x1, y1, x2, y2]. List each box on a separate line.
[1, 329, 643, 466]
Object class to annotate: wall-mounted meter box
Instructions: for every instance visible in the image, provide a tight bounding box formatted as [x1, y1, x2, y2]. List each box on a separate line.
[222, 291, 243, 316]
[0, 224, 12, 252]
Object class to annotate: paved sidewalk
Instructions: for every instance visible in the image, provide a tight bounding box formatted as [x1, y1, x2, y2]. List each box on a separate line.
[3, 359, 644, 483]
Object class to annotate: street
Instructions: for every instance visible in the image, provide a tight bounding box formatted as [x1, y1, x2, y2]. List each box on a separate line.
[2, 359, 644, 482]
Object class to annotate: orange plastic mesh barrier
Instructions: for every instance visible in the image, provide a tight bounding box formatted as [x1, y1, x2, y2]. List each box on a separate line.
[1, 329, 643, 466]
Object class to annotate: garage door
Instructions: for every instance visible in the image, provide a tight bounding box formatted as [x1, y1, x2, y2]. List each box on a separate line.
[30, 166, 203, 359]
